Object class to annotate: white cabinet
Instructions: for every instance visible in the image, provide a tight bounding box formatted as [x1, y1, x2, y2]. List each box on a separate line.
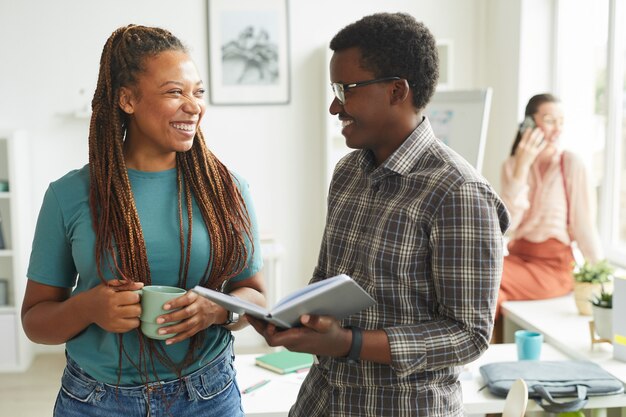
[0, 129, 33, 371]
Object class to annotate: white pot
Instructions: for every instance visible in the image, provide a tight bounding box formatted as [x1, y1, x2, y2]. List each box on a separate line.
[591, 305, 613, 341]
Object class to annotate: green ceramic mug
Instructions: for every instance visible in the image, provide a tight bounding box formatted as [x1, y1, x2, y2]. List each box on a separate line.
[135, 285, 186, 340]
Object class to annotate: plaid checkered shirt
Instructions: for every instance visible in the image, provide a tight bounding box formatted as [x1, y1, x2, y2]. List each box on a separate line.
[290, 118, 510, 416]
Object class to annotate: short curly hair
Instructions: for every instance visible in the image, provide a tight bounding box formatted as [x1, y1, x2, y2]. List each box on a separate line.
[330, 12, 439, 111]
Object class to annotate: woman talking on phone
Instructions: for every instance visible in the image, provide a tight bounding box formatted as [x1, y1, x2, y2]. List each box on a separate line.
[494, 93, 603, 340]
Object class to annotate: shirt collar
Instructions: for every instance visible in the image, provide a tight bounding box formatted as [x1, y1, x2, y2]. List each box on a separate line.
[358, 116, 436, 177]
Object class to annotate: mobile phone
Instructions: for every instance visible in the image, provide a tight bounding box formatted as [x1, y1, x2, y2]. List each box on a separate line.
[519, 116, 536, 134]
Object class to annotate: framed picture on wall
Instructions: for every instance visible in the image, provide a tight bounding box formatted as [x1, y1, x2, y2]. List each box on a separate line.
[208, 0, 290, 105]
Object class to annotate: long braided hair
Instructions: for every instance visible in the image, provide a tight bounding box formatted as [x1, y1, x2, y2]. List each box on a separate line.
[89, 24, 253, 383]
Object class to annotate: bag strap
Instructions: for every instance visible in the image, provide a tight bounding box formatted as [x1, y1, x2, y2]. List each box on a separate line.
[560, 152, 570, 227]
[533, 384, 588, 413]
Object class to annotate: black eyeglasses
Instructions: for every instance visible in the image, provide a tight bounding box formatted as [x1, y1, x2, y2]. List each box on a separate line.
[330, 76, 402, 104]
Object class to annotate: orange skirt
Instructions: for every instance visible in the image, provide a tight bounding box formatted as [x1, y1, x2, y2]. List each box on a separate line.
[496, 238, 574, 318]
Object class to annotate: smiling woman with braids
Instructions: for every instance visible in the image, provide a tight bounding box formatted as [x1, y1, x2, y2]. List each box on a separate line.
[21, 25, 265, 416]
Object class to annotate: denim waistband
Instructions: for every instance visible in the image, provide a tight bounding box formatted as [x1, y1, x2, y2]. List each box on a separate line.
[64, 339, 235, 397]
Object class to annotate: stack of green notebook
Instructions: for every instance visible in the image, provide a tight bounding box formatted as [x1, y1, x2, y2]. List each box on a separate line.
[255, 350, 314, 374]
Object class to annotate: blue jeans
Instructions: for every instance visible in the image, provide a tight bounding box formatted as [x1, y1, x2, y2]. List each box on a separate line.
[53, 342, 244, 417]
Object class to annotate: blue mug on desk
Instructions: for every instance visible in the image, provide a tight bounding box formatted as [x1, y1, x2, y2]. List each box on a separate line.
[515, 330, 543, 360]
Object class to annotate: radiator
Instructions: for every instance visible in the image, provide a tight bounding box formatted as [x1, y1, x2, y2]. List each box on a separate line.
[233, 236, 284, 353]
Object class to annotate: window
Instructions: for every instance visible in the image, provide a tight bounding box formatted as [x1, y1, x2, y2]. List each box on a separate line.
[599, 0, 626, 265]
[557, 0, 626, 267]
[604, 0, 626, 266]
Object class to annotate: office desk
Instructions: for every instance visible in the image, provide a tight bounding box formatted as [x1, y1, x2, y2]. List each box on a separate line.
[462, 344, 626, 416]
[502, 296, 626, 417]
[502, 295, 626, 383]
[235, 353, 305, 417]
[462, 343, 565, 414]
[235, 344, 626, 417]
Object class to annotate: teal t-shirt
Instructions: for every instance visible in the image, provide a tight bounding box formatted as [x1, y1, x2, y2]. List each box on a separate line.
[27, 165, 263, 385]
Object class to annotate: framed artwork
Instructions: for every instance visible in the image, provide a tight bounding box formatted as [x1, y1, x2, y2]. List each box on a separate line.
[208, 0, 290, 105]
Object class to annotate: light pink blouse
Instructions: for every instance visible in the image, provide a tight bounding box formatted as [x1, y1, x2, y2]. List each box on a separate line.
[500, 149, 603, 263]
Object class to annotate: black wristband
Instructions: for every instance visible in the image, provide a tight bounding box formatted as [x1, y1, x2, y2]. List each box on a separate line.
[346, 326, 363, 364]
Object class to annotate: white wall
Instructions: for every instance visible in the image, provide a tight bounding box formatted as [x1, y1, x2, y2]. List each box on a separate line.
[0, 0, 499, 302]
[557, 0, 607, 166]
[481, 0, 523, 190]
[519, 0, 556, 107]
[480, 0, 560, 192]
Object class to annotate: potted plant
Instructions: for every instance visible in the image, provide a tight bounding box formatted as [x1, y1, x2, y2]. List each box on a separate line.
[572, 259, 614, 316]
[590, 285, 612, 341]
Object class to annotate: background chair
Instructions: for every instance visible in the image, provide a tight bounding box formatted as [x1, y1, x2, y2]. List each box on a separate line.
[502, 378, 528, 417]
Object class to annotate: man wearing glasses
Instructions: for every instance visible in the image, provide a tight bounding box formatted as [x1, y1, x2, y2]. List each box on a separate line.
[249, 12, 509, 416]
